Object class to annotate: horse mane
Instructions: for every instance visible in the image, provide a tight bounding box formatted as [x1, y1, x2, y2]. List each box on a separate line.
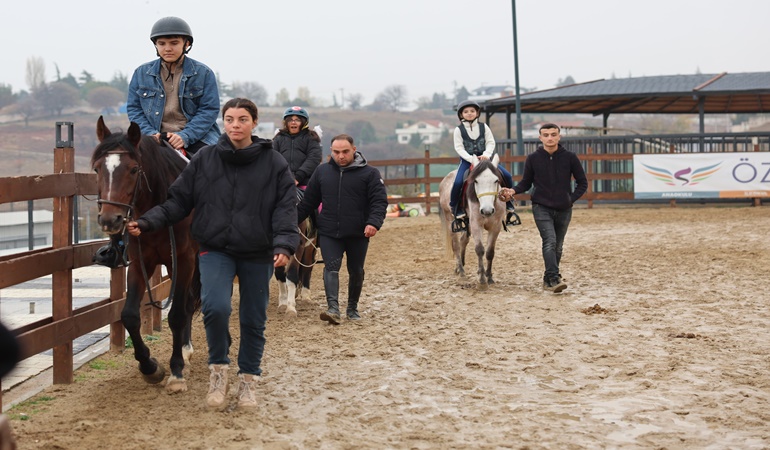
[465, 159, 503, 200]
[91, 131, 188, 206]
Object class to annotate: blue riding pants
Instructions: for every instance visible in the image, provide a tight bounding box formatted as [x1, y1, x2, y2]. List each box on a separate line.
[532, 203, 572, 282]
[198, 250, 273, 376]
[449, 159, 514, 208]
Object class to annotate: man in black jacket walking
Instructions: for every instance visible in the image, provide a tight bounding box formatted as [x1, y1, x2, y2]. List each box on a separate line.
[298, 134, 388, 324]
[499, 123, 587, 293]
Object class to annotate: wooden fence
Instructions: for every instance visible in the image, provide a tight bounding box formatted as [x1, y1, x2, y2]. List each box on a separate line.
[372, 145, 766, 212]
[0, 141, 167, 410]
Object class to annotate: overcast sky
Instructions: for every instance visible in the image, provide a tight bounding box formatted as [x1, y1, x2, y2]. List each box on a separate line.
[3, 0, 769, 107]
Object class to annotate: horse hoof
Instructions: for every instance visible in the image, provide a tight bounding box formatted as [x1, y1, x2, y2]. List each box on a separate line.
[285, 307, 297, 318]
[182, 344, 194, 364]
[165, 375, 188, 393]
[141, 360, 166, 384]
[277, 304, 287, 314]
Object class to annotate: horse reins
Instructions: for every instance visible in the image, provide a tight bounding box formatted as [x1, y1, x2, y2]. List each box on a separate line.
[97, 150, 179, 310]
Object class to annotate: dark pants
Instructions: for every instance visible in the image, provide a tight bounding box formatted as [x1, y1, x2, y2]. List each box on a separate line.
[532, 203, 572, 282]
[320, 235, 370, 276]
[450, 159, 514, 208]
[198, 250, 273, 376]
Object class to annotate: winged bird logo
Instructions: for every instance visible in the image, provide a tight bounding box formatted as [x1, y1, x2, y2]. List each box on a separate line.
[641, 162, 722, 186]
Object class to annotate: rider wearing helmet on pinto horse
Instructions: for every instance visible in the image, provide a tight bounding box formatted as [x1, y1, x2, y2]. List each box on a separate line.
[272, 106, 322, 189]
[449, 100, 518, 231]
[127, 16, 221, 158]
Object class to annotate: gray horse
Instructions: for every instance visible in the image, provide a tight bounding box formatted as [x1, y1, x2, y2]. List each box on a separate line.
[439, 155, 506, 285]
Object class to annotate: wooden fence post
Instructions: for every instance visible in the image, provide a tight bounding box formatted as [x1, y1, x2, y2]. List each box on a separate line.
[586, 147, 594, 209]
[424, 148, 431, 215]
[52, 132, 74, 385]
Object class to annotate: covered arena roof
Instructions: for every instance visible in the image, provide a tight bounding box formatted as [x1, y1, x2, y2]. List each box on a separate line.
[483, 72, 770, 117]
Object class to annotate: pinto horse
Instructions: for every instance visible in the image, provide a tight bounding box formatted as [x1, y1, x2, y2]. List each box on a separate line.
[439, 154, 506, 285]
[91, 116, 200, 392]
[275, 212, 318, 316]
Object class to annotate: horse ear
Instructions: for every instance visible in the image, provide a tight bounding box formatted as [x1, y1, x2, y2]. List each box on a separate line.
[96, 116, 110, 142]
[492, 154, 500, 167]
[127, 122, 142, 149]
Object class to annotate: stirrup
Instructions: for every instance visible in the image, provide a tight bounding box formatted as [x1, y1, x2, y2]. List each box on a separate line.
[506, 211, 521, 226]
[451, 217, 468, 233]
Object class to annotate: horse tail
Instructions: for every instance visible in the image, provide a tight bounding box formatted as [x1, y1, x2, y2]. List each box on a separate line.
[438, 204, 454, 259]
[190, 253, 202, 315]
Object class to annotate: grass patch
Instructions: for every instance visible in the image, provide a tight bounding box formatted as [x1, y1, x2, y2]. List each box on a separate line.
[8, 395, 56, 420]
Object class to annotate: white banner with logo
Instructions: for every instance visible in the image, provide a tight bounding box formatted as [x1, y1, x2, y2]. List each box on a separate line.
[633, 153, 770, 199]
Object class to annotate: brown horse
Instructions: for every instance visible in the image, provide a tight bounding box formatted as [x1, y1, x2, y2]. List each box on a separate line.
[91, 116, 200, 393]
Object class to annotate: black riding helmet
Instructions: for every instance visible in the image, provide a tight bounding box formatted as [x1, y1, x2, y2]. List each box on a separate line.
[456, 100, 481, 121]
[150, 17, 193, 54]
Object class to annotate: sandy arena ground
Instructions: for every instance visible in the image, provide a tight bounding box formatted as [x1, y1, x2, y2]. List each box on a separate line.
[6, 205, 770, 449]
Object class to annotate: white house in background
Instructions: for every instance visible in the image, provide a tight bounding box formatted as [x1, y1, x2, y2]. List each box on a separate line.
[396, 120, 449, 145]
[468, 85, 515, 102]
[0, 210, 54, 251]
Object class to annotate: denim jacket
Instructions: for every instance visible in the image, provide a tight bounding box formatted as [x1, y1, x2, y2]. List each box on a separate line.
[127, 56, 221, 147]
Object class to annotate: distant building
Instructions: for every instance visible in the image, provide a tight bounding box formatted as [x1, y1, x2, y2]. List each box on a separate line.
[0, 210, 53, 251]
[396, 120, 449, 145]
[468, 85, 516, 102]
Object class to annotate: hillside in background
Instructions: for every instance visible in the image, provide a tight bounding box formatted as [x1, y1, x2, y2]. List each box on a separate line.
[0, 108, 465, 177]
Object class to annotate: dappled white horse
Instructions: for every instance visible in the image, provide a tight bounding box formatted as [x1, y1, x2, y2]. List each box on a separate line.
[439, 154, 506, 284]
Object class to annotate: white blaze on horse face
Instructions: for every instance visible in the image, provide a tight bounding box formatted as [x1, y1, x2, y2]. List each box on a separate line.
[104, 154, 122, 200]
[476, 168, 500, 215]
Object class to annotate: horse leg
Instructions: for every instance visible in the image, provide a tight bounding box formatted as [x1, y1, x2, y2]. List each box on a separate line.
[297, 244, 315, 302]
[485, 230, 500, 284]
[474, 236, 487, 285]
[122, 270, 165, 384]
[284, 263, 300, 317]
[452, 232, 465, 276]
[165, 262, 196, 393]
[275, 266, 289, 313]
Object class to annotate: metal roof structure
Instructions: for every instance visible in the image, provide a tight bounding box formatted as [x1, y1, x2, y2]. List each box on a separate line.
[482, 72, 770, 133]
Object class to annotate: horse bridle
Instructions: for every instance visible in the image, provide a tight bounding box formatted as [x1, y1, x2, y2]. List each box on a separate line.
[96, 150, 178, 310]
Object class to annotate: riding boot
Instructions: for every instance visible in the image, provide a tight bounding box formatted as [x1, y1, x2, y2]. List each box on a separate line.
[346, 271, 364, 320]
[320, 270, 341, 325]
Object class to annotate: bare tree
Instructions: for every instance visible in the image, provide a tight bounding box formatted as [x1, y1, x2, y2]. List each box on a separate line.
[230, 81, 269, 105]
[345, 93, 363, 111]
[6, 95, 39, 126]
[274, 88, 290, 107]
[25, 56, 46, 93]
[373, 85, 409, 112]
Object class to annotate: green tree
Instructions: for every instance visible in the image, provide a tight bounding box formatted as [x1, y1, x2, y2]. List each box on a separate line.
[86, 86, 125, 111]
[38, 81, 80, 116]
[556, 75, 575, 87]
[344, 120, 377, 144]
[454, 86, 469, 104]
[0, 83, 16, 110]
[109, 72, 129, 94]
[274, 88, 290, 107]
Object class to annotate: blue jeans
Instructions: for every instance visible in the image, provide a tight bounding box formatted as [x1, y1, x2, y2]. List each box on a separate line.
[198, 250, 273, 376]
[532, 203, 572, 282]
[450, 159, 514, 208]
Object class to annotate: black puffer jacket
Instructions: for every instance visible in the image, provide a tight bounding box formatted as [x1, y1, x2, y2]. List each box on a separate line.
[272, 128, 322, 186]
[297, 152, 388, 239]
[138, 134, 299, 261]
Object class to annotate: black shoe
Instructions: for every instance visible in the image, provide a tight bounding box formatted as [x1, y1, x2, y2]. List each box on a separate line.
[544, 277, 567, 293]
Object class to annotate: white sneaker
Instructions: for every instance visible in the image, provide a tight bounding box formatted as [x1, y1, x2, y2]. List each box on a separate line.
[206, 364, 229, 409]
